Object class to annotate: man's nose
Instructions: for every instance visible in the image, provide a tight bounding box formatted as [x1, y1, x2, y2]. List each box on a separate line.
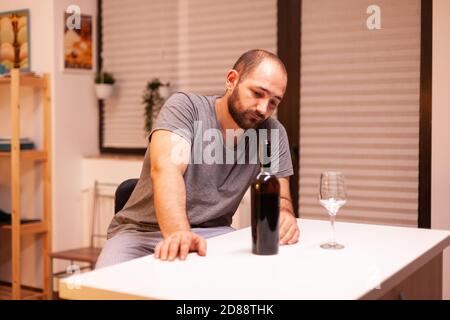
[256, 102, 269, 117]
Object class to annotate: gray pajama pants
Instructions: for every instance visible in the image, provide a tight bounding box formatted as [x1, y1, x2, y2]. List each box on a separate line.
[95, 226, 235, 269]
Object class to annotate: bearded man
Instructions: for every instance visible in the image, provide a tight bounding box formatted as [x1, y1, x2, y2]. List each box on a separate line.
[96, 49, 299, 268]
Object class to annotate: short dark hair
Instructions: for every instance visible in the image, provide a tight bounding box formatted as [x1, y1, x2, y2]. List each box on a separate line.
[232, 49, 287, 81]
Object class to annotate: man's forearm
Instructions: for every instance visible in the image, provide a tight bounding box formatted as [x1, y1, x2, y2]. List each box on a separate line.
[151, 168, 191, 238]
[280, 196, 295, 216]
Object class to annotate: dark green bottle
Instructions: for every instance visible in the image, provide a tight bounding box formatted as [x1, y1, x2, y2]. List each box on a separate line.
[251, 139, 280, 255]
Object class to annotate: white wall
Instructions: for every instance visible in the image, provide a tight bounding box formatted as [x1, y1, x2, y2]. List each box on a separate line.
[51, 0, 98, 267]
[432, 0, 450, 300]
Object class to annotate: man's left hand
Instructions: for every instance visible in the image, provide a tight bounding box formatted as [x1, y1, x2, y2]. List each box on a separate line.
[279, 210, 300, 245]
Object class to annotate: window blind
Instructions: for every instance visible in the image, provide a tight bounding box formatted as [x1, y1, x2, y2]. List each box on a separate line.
[101, 0, 277, 149]
[299, 0, 421, 227]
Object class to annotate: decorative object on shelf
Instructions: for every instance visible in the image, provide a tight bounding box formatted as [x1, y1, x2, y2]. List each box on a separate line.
[0, 9, 30, 72]
[63, 12, 93, 72]
[95, 71, 115, 100]
[143, 78, 170, 132]
[0, 137, 34, 152]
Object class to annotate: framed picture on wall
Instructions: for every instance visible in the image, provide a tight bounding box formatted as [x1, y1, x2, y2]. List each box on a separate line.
[63, 12, 94, 72]
[0, 9, 31, 74]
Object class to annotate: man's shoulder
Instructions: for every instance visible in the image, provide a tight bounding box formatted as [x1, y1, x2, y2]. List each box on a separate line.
[168, 91, 215, 108]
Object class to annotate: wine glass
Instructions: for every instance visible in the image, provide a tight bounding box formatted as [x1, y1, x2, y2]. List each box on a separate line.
[319, 171, 346, 249]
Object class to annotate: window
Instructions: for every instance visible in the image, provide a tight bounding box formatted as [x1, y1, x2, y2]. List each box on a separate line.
[100, 0, 277, 152]
[298, 0, 422, 226]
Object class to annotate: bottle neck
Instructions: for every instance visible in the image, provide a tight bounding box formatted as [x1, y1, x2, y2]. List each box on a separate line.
[261, 163, 272, 174]
[260, 139, 272, 174]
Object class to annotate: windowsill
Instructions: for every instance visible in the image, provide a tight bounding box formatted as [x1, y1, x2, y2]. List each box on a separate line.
[84, 154, 144, 161]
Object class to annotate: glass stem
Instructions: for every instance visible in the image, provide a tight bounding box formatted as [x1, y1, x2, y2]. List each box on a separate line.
[330, 214, 336, 245]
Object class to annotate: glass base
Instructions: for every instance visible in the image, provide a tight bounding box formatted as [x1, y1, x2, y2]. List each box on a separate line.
[320, 242, 345, 250]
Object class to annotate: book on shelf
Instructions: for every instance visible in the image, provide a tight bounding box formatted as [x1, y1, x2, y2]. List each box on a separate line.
[0, 138, 35, 152]
[0, 209, 41, 225]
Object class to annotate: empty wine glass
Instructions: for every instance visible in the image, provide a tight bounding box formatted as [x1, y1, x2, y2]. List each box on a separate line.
[319, 171, 346, 249]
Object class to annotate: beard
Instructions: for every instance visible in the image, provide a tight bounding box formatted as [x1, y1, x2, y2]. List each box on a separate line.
[227, 86, 265, 130]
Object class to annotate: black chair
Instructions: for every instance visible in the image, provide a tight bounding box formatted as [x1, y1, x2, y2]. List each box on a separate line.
[114, 178, 139, 213]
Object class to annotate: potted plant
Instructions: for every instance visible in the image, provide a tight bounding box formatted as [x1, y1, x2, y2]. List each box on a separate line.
[143, 78, 170, 132]
[95, 71, 115, 100]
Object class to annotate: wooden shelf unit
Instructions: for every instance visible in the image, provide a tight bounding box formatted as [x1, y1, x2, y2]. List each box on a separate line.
[0, 150, 48, 161]
[0, 69, 52, 300]
[0, 74, 46, 88]
[0, 221, 48, 235]
[0, 282, 47, 300]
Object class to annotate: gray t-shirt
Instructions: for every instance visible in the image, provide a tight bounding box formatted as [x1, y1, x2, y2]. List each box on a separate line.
[107, 92, 293, 238]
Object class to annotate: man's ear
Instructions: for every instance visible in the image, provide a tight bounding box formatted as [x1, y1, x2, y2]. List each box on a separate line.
[226, 69, 240, 91]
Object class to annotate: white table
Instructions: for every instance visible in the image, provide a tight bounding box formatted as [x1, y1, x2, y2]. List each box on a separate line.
[59, 219, 450, 300]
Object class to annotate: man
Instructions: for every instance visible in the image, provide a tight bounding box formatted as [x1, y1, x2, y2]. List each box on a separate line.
[96, 49, 299, 269]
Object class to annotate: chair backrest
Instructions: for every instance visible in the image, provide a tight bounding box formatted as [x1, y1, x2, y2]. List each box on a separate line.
[90, 181, 117, 248]
[114, 178, 139, 213]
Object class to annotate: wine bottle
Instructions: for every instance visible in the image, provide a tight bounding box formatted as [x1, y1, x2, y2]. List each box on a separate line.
[251, 139, 280, 255]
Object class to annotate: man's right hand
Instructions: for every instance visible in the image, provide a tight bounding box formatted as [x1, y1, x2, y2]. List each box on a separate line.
[153, 231, 207, 261]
